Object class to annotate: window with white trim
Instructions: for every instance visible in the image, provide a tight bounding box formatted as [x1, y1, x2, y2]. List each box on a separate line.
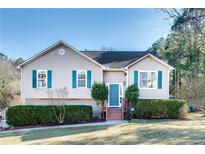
[77, 70, 87, 88]
[37, 70, 47, 88]
[139, 71, 157, 88]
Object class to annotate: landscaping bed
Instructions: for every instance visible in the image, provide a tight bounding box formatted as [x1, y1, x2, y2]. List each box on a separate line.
[6, 105, 94, 127]
[2, 118, 105, 131]
[1, 112, 205, 145]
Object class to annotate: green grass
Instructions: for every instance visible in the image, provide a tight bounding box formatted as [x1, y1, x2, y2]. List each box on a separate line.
[1, 112, 205, 145]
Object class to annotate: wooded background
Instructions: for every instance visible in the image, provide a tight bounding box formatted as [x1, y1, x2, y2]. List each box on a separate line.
[148, 9, 205, 108]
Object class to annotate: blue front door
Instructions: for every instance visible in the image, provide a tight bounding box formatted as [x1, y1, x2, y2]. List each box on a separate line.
[109, 84, 120, 107]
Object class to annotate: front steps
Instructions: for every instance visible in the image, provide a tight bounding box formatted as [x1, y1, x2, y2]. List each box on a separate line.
[107, 108, 123, 120]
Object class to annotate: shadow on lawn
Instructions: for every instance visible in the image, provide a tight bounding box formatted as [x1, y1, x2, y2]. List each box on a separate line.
[55, 127, 205, 145]
[0, 126, 108, 142]
[135, 128, 205, 145]
[2, 117, 205, 145]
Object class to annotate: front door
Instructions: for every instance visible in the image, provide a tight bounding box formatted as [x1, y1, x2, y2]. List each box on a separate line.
[108, 84, 120, 107]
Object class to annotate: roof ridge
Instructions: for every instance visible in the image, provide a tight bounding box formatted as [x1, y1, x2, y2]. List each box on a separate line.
[81, 50, 148, 52]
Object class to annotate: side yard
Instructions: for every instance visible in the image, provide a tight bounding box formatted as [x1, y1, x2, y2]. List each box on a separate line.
[1, 112, 205, 145]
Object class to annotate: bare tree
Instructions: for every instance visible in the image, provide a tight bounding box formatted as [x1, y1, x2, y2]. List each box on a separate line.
[0, 60, 20, 82]
[101, 46, 116, 51]
[0, 80, 18, 119]
[176, 76, 205, 116]
[161, 8, 205, 35]
[0, 59, 20, 119]
[47, 87, 69, 123]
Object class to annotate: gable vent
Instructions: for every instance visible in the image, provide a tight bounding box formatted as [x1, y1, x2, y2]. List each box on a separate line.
[59, 49, 65, 55]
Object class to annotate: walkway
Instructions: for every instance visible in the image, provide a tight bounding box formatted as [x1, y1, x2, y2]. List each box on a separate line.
[0, 120, 127, 134]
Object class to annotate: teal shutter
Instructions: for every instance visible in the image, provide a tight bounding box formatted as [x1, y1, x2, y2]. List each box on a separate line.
[32, 70, 37, 88]
[134, 71, 138, 87]
[47, 70, 52, 88]
[158, 71, 162, 89]
[87, 70, 91, 88]
[72, 70, 77, 88]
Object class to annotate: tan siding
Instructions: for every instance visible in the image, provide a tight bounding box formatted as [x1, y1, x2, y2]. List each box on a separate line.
[22, 44, 102, 100]
[103, 71, 126, 97]
[22, 43, 171, 112]
[103, 71, 125, 83]
[128, 56, 170, 99]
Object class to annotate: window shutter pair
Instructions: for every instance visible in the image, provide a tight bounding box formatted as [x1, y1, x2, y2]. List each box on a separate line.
[72, 70, 92, 88]
[32, 70, 52, 88]
[134, 70, 162, 89]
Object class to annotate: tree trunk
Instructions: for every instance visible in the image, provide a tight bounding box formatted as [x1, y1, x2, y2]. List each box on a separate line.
[101, 100, 105, 119]
[0, 109, 5, 120]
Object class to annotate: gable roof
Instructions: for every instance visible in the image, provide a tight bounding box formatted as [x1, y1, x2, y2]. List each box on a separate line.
[19, 40, 174, 70]
[124, 53, 174, 70]
[19, 40, 105, 68]
[81, 50, 159, 68]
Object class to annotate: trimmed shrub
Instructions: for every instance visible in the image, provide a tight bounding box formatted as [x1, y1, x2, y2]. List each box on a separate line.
[6, 105, 92, 127]
[125, 85, 139, 104]
[124, 112, 132, 120]
[91, 82, 108, 105]
[134, 99, 188, 119]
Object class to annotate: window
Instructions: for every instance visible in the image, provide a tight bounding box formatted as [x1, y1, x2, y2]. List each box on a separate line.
[37, 70, 47, 88]
[77, 70, 87, 88]
[139, 71, 157, 89]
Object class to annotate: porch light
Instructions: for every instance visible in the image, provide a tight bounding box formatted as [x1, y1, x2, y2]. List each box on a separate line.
[131, 108, 135, 111]
[123, 81, 126, 86]
[131, 108, 135, 119]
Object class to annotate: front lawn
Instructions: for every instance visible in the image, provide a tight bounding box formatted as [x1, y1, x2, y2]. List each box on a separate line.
[1, 112, 205, 145]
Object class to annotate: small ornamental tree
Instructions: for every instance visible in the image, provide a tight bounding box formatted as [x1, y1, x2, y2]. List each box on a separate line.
[125, 85, 139, 104]
[91, 82, 108, 119]
[47, 87, 69, 124]
[91, 82, 108, 105]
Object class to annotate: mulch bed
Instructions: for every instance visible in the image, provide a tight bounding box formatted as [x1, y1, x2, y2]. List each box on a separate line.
[1, 118, 106, 131]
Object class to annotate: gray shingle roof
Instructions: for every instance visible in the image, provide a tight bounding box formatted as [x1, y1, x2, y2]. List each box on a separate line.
[81, 51, 159, 68]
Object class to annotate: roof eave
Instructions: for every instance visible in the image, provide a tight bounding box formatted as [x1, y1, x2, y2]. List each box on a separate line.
[103, 67, 126, 72]
[19, 40, 63, 68]
[124, 53, 175, 70]
[19, 40, 105, 69]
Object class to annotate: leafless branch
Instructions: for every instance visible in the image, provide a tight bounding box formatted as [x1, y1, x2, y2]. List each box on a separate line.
[46, 87, 68, 123]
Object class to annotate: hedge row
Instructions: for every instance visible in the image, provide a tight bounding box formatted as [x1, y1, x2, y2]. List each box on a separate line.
[6, 105, 93, 127]
[134, 99, 188, 119]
